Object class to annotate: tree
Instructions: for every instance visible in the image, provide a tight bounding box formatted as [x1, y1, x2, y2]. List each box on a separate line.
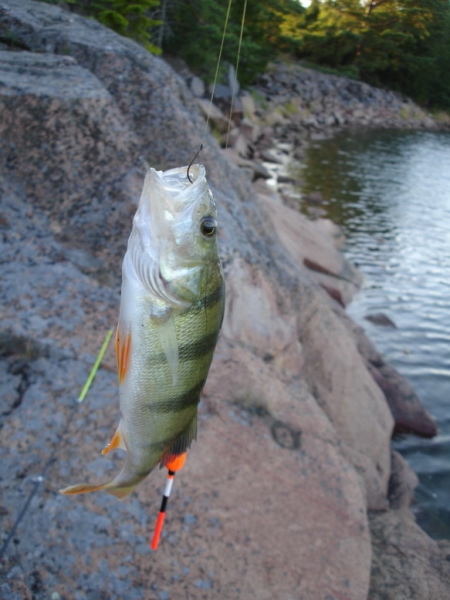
[43, 0, 162, 54]
[162, 0, 303, 85]
[92, 0, 162, 53]
[277, 0, 450, 108]
[44, 0, 450, 108]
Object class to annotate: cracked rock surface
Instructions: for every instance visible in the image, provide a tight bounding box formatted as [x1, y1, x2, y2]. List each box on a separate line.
[0, 1, 449, 599]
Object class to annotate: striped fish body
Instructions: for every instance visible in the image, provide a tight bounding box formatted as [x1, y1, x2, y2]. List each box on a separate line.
[60, 165, 224, 499]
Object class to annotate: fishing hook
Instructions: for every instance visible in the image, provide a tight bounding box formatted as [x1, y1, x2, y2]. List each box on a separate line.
[187, 142, 204, 184]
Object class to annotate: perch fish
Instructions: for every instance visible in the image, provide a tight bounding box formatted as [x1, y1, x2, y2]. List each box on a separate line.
[60, 164, 224, 499]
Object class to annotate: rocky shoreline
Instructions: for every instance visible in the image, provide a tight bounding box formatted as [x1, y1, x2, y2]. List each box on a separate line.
[1, 1, 450, 599]
[180, 58, 449, 205]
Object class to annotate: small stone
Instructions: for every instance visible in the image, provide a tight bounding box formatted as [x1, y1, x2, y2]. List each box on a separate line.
[194, 579, 212, 590]
[241, 92, 256, 120]
[228, 64, 240, 96]
[260, 149, 284, 164]
[189, 76, 204, 97]
[277, 174, 303, 185]
[233, 134, 250, 158]
[207, 83, 231, 99]
[364, 313, 396, 328]
[303, 191, 324, 204]
[249, 161, 270, 180]
[239, 117, 257, 141]
[197, 98, 230, 133]
[223, 126, 241, 148]
[305, 205, 327, 219]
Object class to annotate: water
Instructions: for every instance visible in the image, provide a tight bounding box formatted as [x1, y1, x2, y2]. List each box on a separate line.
[297, 129, 450, 539]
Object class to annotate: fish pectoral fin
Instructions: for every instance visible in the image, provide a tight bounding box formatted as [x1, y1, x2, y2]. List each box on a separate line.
[116, 325, 131, 385]
[161, 414, 197, 468]
[102, 425, 127, 456]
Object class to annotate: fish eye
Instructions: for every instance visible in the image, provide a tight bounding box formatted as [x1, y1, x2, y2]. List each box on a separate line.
[200, 216, 217, 237]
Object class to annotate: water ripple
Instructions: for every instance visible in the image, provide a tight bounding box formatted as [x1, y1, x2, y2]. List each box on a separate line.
[300, 130, 450, 540]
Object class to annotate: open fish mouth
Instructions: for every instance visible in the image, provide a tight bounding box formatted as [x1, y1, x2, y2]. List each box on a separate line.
[156, 164, 206, 195]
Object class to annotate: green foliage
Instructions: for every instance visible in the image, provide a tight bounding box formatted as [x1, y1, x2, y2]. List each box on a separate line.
[44, 0, 450, 109]
[301, 60, 360, 80]
[392, 4, 450, 107]
[93, 0, 162, 53]
[277, 0, 450, 109]
[43, 0, 162, 54]
[162, 0, 304, 85]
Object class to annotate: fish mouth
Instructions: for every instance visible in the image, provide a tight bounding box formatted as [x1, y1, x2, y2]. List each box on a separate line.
[153, 164, 207, 200]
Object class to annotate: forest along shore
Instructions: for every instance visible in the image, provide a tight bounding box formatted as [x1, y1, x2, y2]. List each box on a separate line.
[1, 2, 450, 599]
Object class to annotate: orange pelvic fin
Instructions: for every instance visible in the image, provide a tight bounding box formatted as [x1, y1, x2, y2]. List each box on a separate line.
[102, 425, 126, 456]
[116, 325, 131, 385]
[59, 481, 136, 499]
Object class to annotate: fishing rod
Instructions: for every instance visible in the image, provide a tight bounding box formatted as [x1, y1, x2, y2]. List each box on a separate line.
[0, 329, 113, 560]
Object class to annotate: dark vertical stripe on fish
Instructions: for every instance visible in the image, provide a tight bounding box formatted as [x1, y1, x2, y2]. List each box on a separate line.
[147, 333, 219, 365]
[194, 283, 224, 313]
[178, 332, 219, 362]
[146, 379, 206, 414]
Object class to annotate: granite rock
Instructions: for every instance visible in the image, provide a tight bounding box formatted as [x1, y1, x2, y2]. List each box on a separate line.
[0, 2, 445, 599]
[369, 509, 450, 600]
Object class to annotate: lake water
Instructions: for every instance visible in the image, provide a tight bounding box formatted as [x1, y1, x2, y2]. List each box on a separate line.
[298, 129, 450, 539]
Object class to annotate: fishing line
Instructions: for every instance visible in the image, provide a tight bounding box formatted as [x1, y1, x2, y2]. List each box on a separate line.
[202, 0, 233, 144]
[0, 329, 113, 560]
[225, 0, 248, 149]
[187, 0, 234, 184]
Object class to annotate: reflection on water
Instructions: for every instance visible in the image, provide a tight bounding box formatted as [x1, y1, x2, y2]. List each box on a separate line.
[298, 129, 450, 539]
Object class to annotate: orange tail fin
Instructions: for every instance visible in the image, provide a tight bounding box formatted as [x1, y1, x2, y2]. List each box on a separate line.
[59, 481, 136, 499]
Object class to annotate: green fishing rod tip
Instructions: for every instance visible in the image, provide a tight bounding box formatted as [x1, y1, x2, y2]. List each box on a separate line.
[77, 329, 114, 403]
